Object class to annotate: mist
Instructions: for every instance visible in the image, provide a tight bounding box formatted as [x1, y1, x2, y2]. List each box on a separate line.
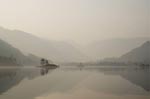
[0, 0, 149, 45]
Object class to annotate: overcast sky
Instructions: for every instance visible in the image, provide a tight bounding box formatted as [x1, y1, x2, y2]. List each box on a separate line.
[0, 0, 149, 44]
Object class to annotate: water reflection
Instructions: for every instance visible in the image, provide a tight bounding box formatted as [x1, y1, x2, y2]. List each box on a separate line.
[62, 66, 150, 93]
[40, 66, 58, 76]
[0, 66, 149, 99]
[0, 67, 55, 95]
[0, 68, 21, 94]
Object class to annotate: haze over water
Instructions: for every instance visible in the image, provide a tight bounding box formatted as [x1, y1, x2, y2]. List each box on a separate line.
[0, 0, 149, 45]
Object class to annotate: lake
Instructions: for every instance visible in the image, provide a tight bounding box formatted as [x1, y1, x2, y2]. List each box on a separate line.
[0, 66, 149, 99]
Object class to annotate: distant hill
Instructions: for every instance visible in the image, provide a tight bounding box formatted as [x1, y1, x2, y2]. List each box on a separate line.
[0, 26, 87, 62]
[0, 26, 149, 63]
[86, 38, 150, 60]
[119, 41, 150, 64]
[0, 39, 40, 66]
[103, 41, 150, 65]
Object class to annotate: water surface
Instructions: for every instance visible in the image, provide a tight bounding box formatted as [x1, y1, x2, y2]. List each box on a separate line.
[0, 66, 149, 99]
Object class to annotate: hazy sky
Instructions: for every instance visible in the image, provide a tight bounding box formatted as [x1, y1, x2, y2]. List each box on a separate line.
[0, 0, 149, 44]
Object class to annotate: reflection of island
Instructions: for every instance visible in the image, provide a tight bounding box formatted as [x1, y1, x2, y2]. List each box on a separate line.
[39, 58, 59, 75]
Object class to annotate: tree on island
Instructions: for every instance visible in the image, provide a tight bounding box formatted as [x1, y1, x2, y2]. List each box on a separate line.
[41, 58, 50, 66]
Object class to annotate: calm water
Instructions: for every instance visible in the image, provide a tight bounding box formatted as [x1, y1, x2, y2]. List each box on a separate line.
[0, 66, 149, 99]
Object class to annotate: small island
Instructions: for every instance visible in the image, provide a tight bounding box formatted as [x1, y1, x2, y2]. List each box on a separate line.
[39, 58, 59, 69]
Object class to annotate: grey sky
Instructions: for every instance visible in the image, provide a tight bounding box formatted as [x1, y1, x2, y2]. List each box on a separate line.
[0, 0, 149, 44]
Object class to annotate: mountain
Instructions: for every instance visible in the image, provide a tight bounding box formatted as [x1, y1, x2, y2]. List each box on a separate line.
[0, 26, 149, 63]
[119, 41, 150, 64]
[103, 41, 150, 65]
[86, 38, 150, 60]
[0, 38, 40, 66]
[0, 26, 87, 62]
[0, 39, 22, 66]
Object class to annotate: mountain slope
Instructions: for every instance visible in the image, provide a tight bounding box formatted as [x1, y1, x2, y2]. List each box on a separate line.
[86, 38, 150, 60]
[0, 26, 87, 62]
[0, 39, 23, 66]
[0, 26, 149, 63]
[119, 41, 150, 64]
[0, 39, 40, 66]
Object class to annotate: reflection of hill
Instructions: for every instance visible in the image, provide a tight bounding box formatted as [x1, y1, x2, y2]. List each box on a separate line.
[0, 68, 23, 94]
[120, 69, 150, 91]
[0, 68, 37, 94]
[0, 67, 56, 95]
[107, 69, 149, 91]
[0, 67, 149, 99]
[57, 66, 150, 92]
[85, 67, 150, 92]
